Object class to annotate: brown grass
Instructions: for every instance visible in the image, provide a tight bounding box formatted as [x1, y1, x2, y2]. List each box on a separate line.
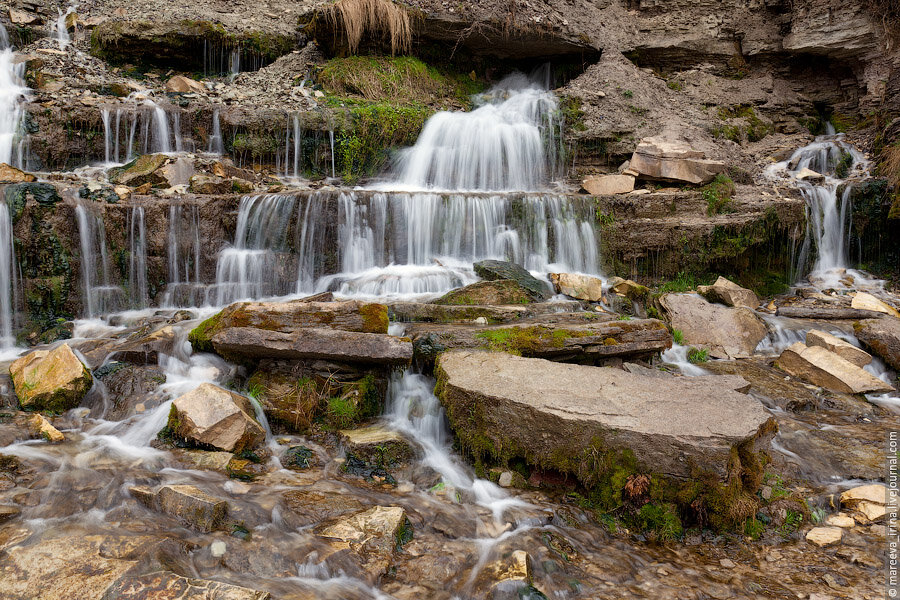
[324, 0, 412, 56]
[880, 144, 900, 189]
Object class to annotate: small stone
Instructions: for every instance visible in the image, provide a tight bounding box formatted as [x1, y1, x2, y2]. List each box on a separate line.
[805, 526, 842, 547]
[210, 540, 227, 557]
[498, 471, 513, 487]
[473, 316, 488, 325]
[825, 513, 855, 528]
[719, 558, 736, 568]
[760, 485, 773, 500]
[28, 414, 64, 443]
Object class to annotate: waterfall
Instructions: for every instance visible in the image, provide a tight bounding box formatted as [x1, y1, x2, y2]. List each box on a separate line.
[229, 48, 240, 80]
[280, 115, 302, 180]
[101, 99, 180, 164]
[212, 194, 298, 305]
[53, 6, 76, 49]
[383, 73, 560, 192]
[207, 109, 224, 155]
[0, 25, 28, 168]
[0, 201, 17, 348]
[128, 206, 148, 308]
[162, 203, 203, 307]
[149, 100, 173, 154]
[766, 134, 868, 286]
[75, 203, 123, 317]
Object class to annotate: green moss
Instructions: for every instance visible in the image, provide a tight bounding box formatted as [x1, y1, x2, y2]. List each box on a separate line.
[559, 95, 586, 132]
[473, 326, 594, 356]
[325, 395, 358, 429]
[231, 133, 279, 160]
[638, 503, 683, 540]
[714, 105, 773, 143]
[359, 303, 389, 333]
[835, 150, 853, 179]
[702, 174, 736, 216]
[829, 112, 857, 133]
[187, 312, 222, 353]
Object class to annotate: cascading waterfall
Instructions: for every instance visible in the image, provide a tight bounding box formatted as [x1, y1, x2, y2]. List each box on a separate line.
[101, 98, 181, 164]
[75, 202, 123, 317]
[128, 206, 148, 308]
[280, 114, 301, 180]
[766, 133, 868, 286]
[0, 200, 18, 349]
[0, 24, 29, 169]
[162, 203, 203, 307]
[207, 109, 224, 155]
[53, 6, 76, 49]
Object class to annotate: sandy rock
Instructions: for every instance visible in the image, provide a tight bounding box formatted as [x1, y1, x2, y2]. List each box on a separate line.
[795, 167, 824, 181]
[28, 414, 64, 443]
[167, 383, 265, 452]
[806, 526, 842, 547]
[106, 571, 269, 600]
[320, 505, 407, 547]
[164, 75, 205, 93]
[436, 351, 773, 481]
[855, 317, 900, 371]
[10, 343, 93, 412]
[9, 9, 39, 25]
[133, 484, 228, 533]
[582, 174, 635, 195]
[189, 174, 232, 194]
[660, 293, 767, 358]
[775, 342, 893, 395]
[697, 276, 759, 309]
[629, 137, 726, 184]
[153, 156, 195, 188]
[851, 292, 900, 318]
[549, 273, 604, 301]
[806, 330, 871, 367]
[0, 163, 35, 183]
[113, 185, 131, 200]
[609, 277, 648, 299]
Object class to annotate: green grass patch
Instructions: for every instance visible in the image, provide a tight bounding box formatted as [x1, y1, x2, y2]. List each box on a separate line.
[702, 174, 736, 216]
[687, 347, 709, 364]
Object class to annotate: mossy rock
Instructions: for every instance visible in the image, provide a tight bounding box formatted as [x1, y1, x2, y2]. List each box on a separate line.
[108, 154, 168, 187]
[433, 280, 533, 306]
[473, 260, 552, 301]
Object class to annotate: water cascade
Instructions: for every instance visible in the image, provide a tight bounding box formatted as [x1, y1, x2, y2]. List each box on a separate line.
[128, 206, 148, 308]
[280, 114, 302, 180]
[207, 109, 224, 155]
[163, 203, 204, 307]
[75, 202, 124, 317]
[0, 24, 28, 168]
[0, 200, 18, 349]
[53, 6, 76, 49]
[101, 98, 182, 164]
[766, 133, 869, 287]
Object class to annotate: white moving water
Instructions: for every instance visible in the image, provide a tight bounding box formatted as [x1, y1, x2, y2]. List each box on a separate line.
[0, 24, 28, 168]
[207, 109, 224, 155]
[53, 5, 77, 49]
[128, 206, 148, 308]
[101, 97, 180, 164]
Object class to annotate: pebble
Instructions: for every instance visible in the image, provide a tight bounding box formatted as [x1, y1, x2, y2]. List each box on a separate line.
[718, 558, 736, 568]
[210, 541, 227, 557]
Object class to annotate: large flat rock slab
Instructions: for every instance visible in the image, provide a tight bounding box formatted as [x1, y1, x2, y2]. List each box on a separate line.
[435, 351, 774, 480]
[855, 317, 900, 371]
[775, 342, 893, 395]
[661, 293, 767, 359]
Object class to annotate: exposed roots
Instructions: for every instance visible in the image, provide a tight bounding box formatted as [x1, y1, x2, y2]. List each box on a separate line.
[324, 0, 412, 56]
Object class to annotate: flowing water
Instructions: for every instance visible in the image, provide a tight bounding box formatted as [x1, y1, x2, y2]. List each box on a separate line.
[208, 109, 224, 155]
[75, 202, 124, 317]
[128, 206, 148, 308]
[101, 97, 181, 164]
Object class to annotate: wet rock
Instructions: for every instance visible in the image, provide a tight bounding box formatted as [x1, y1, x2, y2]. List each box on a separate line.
[476, 550, 532, 596]
[826, 513, 856, 528]
[436, 350, 773, 481]
[282, 445, 314, 470]
[660, 293, 767, 359]
[549, 273, 604, 301]
[110, 325, 177, 364]
[97, 363, 166, 420]
[851, 292, 900, 318]
[0, 504, 21, 523]
[841, 483, 887, 522]
[10, 343, 93, 412]
[281, 487, 368, 525]
[581, 174, 635, 195]
[795, 167, 825, 182]
[164, 75, 206, 93]
[775, 342, 893, 395]
[133, 484, 228, 533]
[0, 163, 35, 183]
[189, 174, 232, 194]
[388, 301, 579, 324]
[105, 571, 270, 600]
[628, 137, 726, 185]
[608, 277, 649, 299]
[855, 317, 900, 371]
[319, 505, 409, 578]
[108, 154, 168, 187]
[473, 260, 552, 301]
[806, 526, 843, 547]
[210, 327, 413, 366]
[697, 276, 759, 309]
[433, 280, 534, 306]
[27, 413, 63, 443]
[806, 330, 871, 368]
[167, 383, 265, 452]
[341, 424, 413, 467]
[153, 157, 195, 188]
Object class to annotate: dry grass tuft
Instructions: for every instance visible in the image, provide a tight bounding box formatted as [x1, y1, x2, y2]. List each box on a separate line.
[324, 0, 412, 56]
[880, 144, 900, 189]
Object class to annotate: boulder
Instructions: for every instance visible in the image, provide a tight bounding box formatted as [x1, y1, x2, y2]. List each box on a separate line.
[795, 168, 825, 182]
[189, 300, 389, 352]
[628, 137, 726, 185]
[435, 350, 773, 481]
[109, 325, 177, 364]
[806, 330, 871, 368]
[28, 414, 63, 443]
[0, 163, 35, 183]
[209, 327, 413, 366]
[9, 9, 40, 25]
[775, 342, 893, 395]
[660, 293, 767, 359]
[855, 317, 900, 371]
[841, 483, 887, 522]
[851, 291, 900, 318]
[153, 156, 195, 188]
[473, 260, 551, 301]
[108, 154, 168, 187]
[697, 276, 759, 309]
[10, 343, 93, 412]
[164, 75, 205, 93]
[132, 484, 228, 532]
[320, 505, 407, 553]
[581, 174, 635, 195]
[806, 527, 842, 547]
[340, 424, 413, 467]
[189, 174, 232, 194]
[549, 273, 604, 302]
[166, 383, 265, 452]
[608, 277, 648, 299]
[388, 300, 580, 324]
[433, 280, 534, 306]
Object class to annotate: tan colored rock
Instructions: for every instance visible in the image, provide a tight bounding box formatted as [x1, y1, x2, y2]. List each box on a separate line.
[775, 342, 893, 395]
[113, 185, 131, 201]
[153, 156, 194, 188]
[856, 317, 900, 371]
[795, 168, 824, 181]
[629, 137, 726, 184]
[167, 383, 265, 452]
[806, 526, 842, 547]
[134, 484, 228, 533]
[484, 549, 531, 583]
[609, 278, 648, 299]
[806, 330, 871, 367]
[660, 293, 767, 359]
[10, 343, 93, 412]
[436, 351, 773, 482]
[164, 75, 205, 93]
[697, 276, 759, 309]
[825, 513, 855, 528]
[0, 163, 35, 183]
[9, 9, 39, 25]
[841, 484, 887, 522]
[189, 174, 232, 194]
[320, 505, 406, 546]
[582, 174, 635, 195]
[105, 571, 270, 600]
[852, 292, 900, 318]
[340, 424, 413, 466]
[109, 154, 169, 187]
[433, 280, 535, 305]
[549, 272, 604, 301]
[28, 414, 63, 443]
